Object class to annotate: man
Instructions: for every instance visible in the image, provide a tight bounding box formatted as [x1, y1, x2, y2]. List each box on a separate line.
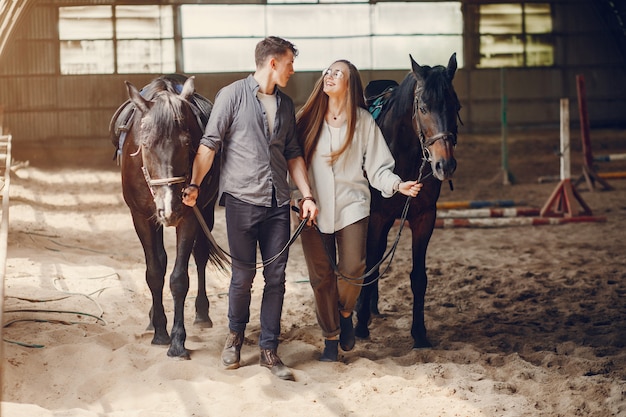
[182, 36, 318, 381]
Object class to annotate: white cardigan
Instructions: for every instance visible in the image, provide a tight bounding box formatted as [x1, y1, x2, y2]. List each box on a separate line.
[303, 107, 401, 234]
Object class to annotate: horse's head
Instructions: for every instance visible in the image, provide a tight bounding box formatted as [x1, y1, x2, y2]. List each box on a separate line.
[410, 53, 461, 181]
[126, 76, 200, 227]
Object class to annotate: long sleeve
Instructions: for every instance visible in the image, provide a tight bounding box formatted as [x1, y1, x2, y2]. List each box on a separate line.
[361, 110, 401, 198]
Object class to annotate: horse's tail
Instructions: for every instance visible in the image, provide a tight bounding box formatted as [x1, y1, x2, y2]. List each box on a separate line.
[192, 205, 231, 270]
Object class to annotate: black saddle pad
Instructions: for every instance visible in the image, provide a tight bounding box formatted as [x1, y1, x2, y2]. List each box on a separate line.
[365, 79, 398, 106]
[365, 79, 398, 120]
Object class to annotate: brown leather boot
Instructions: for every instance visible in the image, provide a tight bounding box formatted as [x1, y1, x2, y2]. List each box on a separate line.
[259, 348, 295, 381]
[221, 331, 243, 369]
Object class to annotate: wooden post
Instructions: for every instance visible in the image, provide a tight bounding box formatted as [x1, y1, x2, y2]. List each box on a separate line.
[578, 75, 593, 169]
[560, 98, 570, 181]
[574, 74, 612, 191]
[0, 134, 12, 416]
[541, 98, 593, 218]
[500, 68, 514, 184]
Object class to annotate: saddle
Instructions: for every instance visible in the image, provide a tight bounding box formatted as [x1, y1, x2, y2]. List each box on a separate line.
[109, 74, 213, 163]
[365, 79, 398, 121]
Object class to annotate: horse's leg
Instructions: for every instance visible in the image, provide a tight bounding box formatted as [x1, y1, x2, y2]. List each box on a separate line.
[167, 217, 197, 359]
[132, 214, 170, 345]
[191, 205, 214, 328]
[409, 212, 436, 349]
[355, 214, 394, 339]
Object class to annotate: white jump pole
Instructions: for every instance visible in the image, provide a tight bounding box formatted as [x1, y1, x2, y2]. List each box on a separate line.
[560, 98, 570, 181]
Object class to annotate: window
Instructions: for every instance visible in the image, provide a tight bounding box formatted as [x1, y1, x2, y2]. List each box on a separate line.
[59, 5, 175, 75]
[478, 3, 553, 68]
[181, 2, 463, 72]
[58, 2, 463, 75]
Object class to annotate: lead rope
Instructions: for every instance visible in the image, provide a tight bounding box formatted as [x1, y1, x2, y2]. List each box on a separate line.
[191, 202, 309, 271]
[315, 156, 429, 288]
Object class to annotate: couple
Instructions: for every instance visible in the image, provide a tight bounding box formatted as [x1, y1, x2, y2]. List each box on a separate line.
[182, 36, 422, 381]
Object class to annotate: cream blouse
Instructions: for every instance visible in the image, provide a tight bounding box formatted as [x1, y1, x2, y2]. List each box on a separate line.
[303, 107, 401, 234]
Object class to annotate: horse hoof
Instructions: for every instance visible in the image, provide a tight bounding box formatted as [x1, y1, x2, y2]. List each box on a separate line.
[412, 339, 433, 349]
[193, 316, 213, 329]
[354, 322, 370, 339]
[167, 347, 191, 360]
[151, 334, 171, 346]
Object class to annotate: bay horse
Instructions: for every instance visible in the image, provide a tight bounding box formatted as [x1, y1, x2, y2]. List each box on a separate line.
[355, 53, 461, 349]
[109, 74, 226, 359]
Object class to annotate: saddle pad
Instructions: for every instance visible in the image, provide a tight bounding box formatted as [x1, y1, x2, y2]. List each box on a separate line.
[365, 79, 398, 121]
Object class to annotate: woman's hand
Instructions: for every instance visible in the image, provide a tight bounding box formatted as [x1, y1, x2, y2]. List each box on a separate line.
[398, 180, 422, 198]
[300, 198, 319, 226]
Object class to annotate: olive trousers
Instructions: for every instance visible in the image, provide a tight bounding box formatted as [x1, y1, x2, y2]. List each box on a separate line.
[300, 217, 367, 338]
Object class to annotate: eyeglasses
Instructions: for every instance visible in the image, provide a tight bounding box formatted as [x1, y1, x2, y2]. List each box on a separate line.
[322, 68, 344, 79]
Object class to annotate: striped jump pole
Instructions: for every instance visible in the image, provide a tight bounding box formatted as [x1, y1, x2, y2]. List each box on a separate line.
[437, 207, 540, 218]
[591, 153, 626, 181]
[436, 200, 525, 210]
[435, 215, 607, 229]
[598, 171, 626, 180]
[594, 153, 626, 162]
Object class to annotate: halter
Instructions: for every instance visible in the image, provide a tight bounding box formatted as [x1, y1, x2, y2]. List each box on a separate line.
[131, 98, 197, 199]
[135, 143, 187, 198]
[411, 84, 458, 163]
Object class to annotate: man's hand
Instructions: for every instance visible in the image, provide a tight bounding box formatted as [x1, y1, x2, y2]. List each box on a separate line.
[182, 185, 199, 206]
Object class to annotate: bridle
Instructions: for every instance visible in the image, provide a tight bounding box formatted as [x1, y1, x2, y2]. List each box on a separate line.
[411, 82, 458, 165]
[130, 96, 192, 199]
[137, 145, 187, 199]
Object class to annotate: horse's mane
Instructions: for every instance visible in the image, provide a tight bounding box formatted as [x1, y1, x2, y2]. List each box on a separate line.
[379, 72, 417, 121]
[421, 66, 462, 115]
[380, 64, 458, 121]
[139, 77, 194, 149]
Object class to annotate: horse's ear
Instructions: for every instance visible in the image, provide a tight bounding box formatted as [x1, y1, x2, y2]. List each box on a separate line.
[126, 81, 150, 113]
[410, 54, 427, 83]
[180, 76, 195, 100]
[410, 54, 421, 74]
[447, 53, 458, 81]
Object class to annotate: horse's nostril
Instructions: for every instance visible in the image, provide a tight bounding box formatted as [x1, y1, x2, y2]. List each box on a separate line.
[157, 208, 165, 218]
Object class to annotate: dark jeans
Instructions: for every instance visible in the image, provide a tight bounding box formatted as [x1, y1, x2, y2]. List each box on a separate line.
[223, 193, 290, 350]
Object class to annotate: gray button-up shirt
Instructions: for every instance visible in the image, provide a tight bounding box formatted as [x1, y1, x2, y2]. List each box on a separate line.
[200, 75, 302, 208]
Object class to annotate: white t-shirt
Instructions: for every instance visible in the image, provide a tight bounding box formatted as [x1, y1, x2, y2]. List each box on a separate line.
[257, 91, 277, 134]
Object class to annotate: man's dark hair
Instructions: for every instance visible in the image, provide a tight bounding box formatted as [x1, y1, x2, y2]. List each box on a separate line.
[255, 36, 298, 68]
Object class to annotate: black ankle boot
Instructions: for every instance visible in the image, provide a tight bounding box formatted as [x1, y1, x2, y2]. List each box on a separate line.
[340, 314, 355, 351]
[319, 339, 339, 362]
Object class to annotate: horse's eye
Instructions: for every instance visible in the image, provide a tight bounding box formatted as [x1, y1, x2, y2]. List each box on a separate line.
[420, 106, 428, 115]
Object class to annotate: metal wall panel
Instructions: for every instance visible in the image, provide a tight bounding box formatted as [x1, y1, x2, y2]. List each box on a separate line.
[0, 1, 624, 168]
[19, 6, 56, 41]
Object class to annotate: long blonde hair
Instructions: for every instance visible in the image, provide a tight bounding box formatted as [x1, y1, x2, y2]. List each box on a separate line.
[296, 60, 366, 166]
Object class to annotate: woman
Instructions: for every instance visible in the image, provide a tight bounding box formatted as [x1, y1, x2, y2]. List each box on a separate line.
[295, 60, 422, 361]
